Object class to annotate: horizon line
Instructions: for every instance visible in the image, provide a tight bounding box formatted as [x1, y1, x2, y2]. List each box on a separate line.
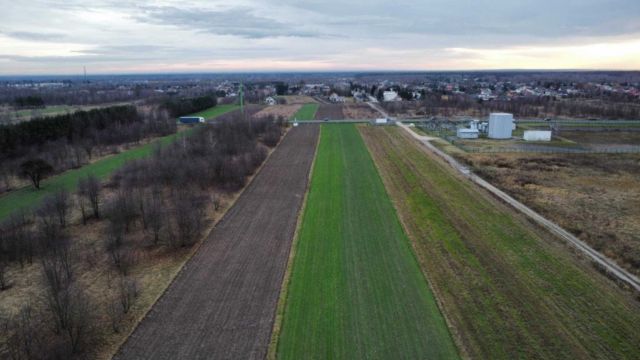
[1, 68, 640, 79]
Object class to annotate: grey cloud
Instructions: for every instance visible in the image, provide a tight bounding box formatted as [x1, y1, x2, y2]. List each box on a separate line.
[1, 30, 67, 42]
[134, 6, 322, 39]
[281, 0, 640, 39]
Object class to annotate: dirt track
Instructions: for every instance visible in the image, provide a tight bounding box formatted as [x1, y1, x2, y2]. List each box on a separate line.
[115, 125, 319, 360]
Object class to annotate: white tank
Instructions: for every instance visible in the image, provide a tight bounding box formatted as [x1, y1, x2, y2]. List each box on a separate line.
[488, 113, 513, 139]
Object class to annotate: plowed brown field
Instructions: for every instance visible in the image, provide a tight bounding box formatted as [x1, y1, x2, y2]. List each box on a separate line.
[314, 103, 344, 120]
[115, 125, 319, 360]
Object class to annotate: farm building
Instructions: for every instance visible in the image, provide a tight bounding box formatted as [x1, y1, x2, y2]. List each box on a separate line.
[179, 116, 205, 124]
[265, 96, 277, 106]
[488, 113, 514, 139]
[523, 130, 552, 141]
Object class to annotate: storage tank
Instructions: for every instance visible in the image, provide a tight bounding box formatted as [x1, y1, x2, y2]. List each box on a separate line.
[488, 113, 513, 139]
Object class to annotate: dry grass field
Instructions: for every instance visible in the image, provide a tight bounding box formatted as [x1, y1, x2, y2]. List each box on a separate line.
[280, 95, 317, 104]
[254, 104, 302, 120]
[460, 152, 640, 276]
[342, 103, 380, 119]
[561, 130, 640, 145]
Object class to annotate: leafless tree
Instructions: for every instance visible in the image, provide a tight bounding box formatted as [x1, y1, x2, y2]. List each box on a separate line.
[173, 190, 206, 247]
[118, 275, 139, 314]
[1, 304, 46, 360]
[51, 190, 71, 228]
[1, 211, 34, 267]
[143, 191, 164, 245]
[0, 256, 8, 291]
[78, 175, 101, 219]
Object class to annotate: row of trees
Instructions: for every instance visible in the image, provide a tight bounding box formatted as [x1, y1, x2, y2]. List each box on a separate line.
[0, 105, 141, 155]
[0, 105, 176, 193]
[162, 95, 217, 118]
[14, 96, 45, 109]
[383, 93, 640, 119]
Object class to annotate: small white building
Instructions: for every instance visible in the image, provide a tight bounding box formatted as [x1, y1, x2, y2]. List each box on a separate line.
[457, 128, 479, 139]
[523, 130, 552, 141]
[488, 113, 514, 139]
[457, 120, 480, 139]
[373, 118, 392, 125]
[265, 96, 277, 106]
[383, 91, 400, 102]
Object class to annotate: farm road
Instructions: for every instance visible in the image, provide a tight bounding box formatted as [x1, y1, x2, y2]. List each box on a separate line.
[115, 125, 320, 359]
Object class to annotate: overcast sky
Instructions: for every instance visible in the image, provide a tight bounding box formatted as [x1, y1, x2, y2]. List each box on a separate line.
[1, 0, 639, 75]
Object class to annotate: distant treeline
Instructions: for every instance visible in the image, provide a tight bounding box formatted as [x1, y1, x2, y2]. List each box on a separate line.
[385, 94, 640, 119]
[0, 106, 139, 156]
[14, 95, 45, 108]
[163, 95, 217, 117]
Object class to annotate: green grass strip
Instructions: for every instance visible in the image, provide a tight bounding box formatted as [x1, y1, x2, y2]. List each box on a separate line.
[276, 124, 459, 359]
[291, 103, 319, 121]
[189, 103, 240, 119]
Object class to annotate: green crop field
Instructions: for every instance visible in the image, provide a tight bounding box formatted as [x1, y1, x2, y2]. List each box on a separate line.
[360, 125, 640, 359]
[189, 103, 240, 119]
[276, 124, 459, 359]
[291, 103, 319, 121]
[0, 104, 239, 221]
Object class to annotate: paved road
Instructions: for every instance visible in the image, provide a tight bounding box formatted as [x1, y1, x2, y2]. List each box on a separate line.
[115, 125, 320, 359]
[396, 122, 640, 292]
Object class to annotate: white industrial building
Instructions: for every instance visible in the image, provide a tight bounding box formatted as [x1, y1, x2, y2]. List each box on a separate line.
[523, 130, 552, 141]
[456, 120, 480, 139]
[383, 90, 400, 102]
[488, 113, 514, 139]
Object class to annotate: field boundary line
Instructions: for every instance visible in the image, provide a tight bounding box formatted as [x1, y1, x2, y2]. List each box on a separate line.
[266, 125, 321, 360]
[111, 128, 293, 359]
[396, 122, 640, 293]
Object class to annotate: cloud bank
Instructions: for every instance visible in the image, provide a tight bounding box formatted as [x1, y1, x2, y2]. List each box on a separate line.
[0, 0, 639, 74]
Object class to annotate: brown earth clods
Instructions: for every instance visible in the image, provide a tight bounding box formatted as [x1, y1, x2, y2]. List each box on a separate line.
[114, 125, 320, 360]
